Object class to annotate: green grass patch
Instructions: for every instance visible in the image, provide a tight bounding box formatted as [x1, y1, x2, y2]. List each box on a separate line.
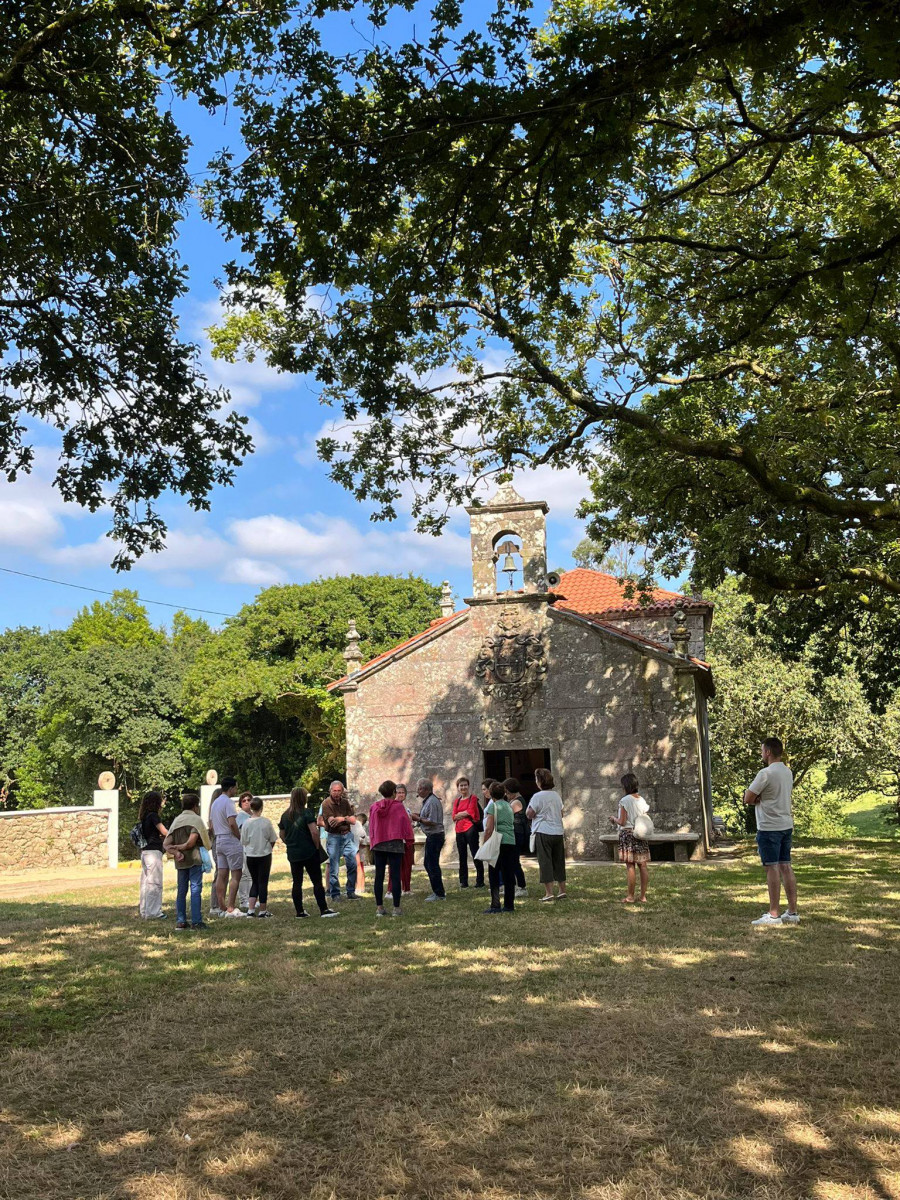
[1, 851, 899, 1199]
[842, 791, 899, 838]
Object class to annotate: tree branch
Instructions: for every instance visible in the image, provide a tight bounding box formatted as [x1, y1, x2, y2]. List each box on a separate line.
[423, 298, 900, 526]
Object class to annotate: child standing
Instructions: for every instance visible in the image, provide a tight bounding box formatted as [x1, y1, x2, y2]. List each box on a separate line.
[611, 773, 651, 903]
[241, 797, 278, 917]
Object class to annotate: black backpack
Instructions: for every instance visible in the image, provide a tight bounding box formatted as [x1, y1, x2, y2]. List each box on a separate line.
[474, 798, 485, 834]
[129, 821, 148, 850]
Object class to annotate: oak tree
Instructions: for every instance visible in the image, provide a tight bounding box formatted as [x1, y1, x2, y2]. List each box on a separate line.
[1, 0, 290, 563]
[210, 0, 900, 627]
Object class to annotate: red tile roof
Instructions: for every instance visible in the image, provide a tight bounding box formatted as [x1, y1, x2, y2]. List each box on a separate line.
[552, 568, 711, 621]
[327, 568, 713, 689]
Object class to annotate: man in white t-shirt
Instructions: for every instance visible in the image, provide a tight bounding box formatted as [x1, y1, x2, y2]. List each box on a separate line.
[744, 737, 799, 927]
[209, 777, 246, 918]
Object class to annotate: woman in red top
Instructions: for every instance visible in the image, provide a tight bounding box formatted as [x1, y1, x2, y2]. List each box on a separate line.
[452, 775, 484, 888]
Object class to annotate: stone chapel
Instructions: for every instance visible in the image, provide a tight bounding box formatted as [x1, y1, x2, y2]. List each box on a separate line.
[328, 484, 716, 859]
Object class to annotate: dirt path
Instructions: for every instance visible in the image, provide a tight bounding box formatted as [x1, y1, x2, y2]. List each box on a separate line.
[0, 866, 140, 900]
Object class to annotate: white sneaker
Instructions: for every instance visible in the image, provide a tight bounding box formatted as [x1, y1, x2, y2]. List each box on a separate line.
[209, 908, 225, 918]
[515, 887, 528, 898]
[781, 911, 800, 924]
[223, 909, 248, 918]
[751, 912, 784, 926]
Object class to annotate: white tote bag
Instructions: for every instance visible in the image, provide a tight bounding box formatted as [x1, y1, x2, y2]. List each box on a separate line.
[632, 798, 654, 840]
[475, 829, 502, 867]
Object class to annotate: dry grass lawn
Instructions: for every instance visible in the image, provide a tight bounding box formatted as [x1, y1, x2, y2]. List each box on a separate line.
[1, 844, 899, 1200]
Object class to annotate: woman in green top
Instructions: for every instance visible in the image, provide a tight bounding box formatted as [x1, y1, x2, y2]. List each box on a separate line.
[279, 788, 339, 918]
[484, 781, 518, 914]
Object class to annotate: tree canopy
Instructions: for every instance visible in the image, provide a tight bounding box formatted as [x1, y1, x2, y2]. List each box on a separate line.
[0, 576, 440, 830]
[209, 0, 900, 629]
[705, 580, 867, 836]
[1, 0, 292, 563]
[182, 574, 442, 789]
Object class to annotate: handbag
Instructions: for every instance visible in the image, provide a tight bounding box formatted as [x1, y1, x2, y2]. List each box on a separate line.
[529, 833, 536, 854]
[633, 811, 655, 840]
[199, 846, 214, 874]
[475, 828, 502, 866]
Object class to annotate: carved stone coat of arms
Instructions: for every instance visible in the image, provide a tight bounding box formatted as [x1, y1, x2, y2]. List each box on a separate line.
[475, 609, 547, 731]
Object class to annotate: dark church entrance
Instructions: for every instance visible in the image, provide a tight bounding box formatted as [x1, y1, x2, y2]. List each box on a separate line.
[482, 748, 551, 803]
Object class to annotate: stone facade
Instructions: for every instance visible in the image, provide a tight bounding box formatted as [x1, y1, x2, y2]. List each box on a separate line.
[602, 612, 708, 662]
[0, 807, 110, 871]
[331, 486, 715, 860]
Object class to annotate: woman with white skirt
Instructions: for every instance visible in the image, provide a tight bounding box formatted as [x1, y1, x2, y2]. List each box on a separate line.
[139, 790, 168, 920]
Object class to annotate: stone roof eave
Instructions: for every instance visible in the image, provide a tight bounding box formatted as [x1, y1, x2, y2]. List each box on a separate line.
[327, 610, 470, 692]
[549, 605, 716, 696]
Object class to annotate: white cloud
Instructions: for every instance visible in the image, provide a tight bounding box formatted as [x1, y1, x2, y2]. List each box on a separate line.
[0, 498, 62, 548]
[228, 512, 470, 580]
[0, 448, 95, 555]
[139, 530, 232, 573]
[514, 464, 591, 520]
[48, 537, 114, 570]
[231, 558, 289, 587]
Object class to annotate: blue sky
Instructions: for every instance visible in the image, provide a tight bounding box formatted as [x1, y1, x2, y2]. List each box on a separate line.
[0, 16, 592, 634]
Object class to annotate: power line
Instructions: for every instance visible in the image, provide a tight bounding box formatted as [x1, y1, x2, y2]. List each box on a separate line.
[0, 566, 235, 619]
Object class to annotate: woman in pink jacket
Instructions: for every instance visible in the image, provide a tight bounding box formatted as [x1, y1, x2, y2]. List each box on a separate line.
[368, 780, 415, 918]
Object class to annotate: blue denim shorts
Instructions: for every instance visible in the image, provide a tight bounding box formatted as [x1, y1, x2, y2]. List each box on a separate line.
[756, 828, 793, 865]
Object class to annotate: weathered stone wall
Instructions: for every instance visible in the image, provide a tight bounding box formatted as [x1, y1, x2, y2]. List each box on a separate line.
[0, 807, 110, 871]
[603, 612, 708, 661]
[343, 600, 707, 859]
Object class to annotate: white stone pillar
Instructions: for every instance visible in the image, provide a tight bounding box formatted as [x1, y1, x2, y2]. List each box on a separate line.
[93, 788, 119, 869]
[200, 785, 217, 827]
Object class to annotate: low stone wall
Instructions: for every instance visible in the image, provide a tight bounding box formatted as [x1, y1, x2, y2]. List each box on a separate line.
[0, 807, 111, 871]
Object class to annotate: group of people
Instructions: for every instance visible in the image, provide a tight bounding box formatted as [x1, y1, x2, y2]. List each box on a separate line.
[135, 768, 570, 926]
[135, 736, 799, 929]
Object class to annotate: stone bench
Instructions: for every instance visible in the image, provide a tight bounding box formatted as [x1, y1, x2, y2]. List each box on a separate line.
[598, 832, 702, 862]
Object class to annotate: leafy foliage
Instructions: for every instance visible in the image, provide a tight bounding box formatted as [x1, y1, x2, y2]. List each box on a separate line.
[707, 581, 864, 836]
[0, 577, 440, 822]
[182, 575, 442, 792]
[207, 0, 900, 635]
[0, 1, 296, 562]
[0, 627, 60, 808]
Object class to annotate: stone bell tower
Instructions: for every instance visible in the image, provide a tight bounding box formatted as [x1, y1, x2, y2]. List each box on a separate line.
[465, 483, 550, 604]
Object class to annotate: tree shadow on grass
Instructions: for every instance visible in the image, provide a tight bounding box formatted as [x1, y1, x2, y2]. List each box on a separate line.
[1, 855, 899, 1199]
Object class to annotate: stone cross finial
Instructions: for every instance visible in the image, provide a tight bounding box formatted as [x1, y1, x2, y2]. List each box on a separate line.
[343, 617, 363, 674]
[671, 602, 690, 657]
[440, 581, 454, 618]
